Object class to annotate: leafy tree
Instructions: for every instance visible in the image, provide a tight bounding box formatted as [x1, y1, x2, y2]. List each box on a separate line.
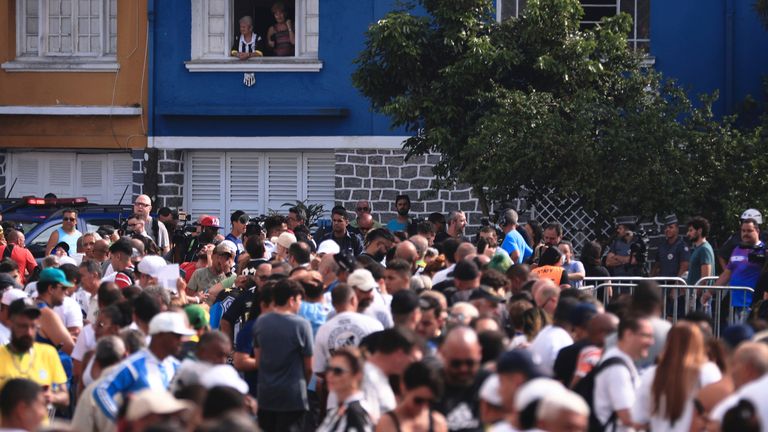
[353, 0, 764, 238]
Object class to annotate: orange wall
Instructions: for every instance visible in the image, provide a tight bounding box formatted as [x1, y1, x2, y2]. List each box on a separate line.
[0, 0, 148, 149]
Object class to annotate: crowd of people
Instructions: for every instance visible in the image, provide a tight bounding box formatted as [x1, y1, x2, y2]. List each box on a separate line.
[0, 193, 767, 432]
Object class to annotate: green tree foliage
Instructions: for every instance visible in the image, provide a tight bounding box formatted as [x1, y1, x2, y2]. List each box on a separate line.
[353, 0, 767, 237]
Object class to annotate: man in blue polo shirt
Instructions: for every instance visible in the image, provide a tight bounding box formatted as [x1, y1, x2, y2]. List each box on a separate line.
[499, 209, 532, 264]
[711, 218, 763, 320]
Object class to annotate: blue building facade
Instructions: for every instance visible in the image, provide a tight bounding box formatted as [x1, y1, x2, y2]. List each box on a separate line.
[145, 0, 768, 230]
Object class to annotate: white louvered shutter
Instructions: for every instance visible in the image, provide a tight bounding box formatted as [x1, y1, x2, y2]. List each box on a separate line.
[187, 153, 225, 221]
[9, 155, 42, 197]
[266, 153, 301, 213]
[303, 152, 335, 216]
[46, 157, 75, 197]
[226, 153, 263, 232]
[107, 154, 133, 204]
[77, 155, 107, 203]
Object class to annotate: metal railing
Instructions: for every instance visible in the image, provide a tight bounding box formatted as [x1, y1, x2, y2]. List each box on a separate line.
[581, 276, 754, 337]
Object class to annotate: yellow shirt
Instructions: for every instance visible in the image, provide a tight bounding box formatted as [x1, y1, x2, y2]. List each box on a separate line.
[0, 342, 67, 389]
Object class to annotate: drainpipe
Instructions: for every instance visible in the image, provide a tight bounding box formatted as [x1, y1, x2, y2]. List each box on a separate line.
[724, 0, 734, 114]
[144, 0, 159, 202]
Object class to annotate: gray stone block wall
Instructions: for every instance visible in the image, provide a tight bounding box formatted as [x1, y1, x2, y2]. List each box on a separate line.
[131, 150, 145, 198]
[0, 149, 6, 198]
[156, 150, 185, 209]
[335, 149, 486, 229]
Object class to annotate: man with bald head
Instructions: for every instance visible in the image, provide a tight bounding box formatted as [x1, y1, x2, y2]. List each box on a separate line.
[437, 326, 488, 432]
[394, 240, 419, 272]
[709, 342, 768, 427]
[433, 241, 477, 286]
[132, 195, 170, 254]
[350, 199, 382, 232]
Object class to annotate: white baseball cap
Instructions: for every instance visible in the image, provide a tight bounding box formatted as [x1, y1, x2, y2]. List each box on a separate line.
[277, 232, 297, 249]
[214, 240, 238, 257]
[201, 364, 250, 394]
[1, 288, 27, 306]
[126, 389, 192, 421]
[514, 378, 566, 412]
[347, 269, 377, 292]
[137, 255, 167, 279]
[479, 374, 502, 407]
[317, 240, 341, 255]
[148, 312, 196, 336]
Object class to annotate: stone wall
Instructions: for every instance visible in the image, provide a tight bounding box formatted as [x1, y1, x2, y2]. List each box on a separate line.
[335, 149, 487, 228]
[132, 149, 184, 209]
[0, 149, 6, 198]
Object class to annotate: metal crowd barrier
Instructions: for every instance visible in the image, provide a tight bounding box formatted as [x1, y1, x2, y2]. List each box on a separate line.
[580, 276, 754, 337]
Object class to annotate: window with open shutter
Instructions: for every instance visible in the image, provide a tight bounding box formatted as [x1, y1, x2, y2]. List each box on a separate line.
[266, 153, 301, 212]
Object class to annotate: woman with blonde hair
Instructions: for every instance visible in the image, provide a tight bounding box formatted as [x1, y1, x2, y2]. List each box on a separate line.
[631, 321, 722, 431]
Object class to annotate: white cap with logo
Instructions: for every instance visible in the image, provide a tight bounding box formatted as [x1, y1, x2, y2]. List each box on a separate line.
[148, 312, 196, 336]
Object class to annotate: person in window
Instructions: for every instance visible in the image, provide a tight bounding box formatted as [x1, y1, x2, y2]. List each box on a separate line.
[267, 2, 295, 56]
[231, 16, 263, 60]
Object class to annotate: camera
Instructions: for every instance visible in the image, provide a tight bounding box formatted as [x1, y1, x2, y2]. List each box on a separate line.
[747, 244, 767, 265]
[629, 229, 650, 265]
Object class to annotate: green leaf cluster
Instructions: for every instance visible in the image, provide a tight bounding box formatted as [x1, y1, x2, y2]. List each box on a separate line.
[353, 0, 768, 238]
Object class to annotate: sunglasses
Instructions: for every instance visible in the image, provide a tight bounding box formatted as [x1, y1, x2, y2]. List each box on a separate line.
[449, 359, 478, 369]
[62, 217, 76, 222]
[413, 396, 433, 406]
[328, 366, 349, 376]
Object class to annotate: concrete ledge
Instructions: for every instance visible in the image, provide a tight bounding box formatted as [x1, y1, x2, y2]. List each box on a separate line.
[1, 60, 120, 72]
[0, 106, 142, 116]
[151, 136, 409, 150]
[185, 58, 323, 73]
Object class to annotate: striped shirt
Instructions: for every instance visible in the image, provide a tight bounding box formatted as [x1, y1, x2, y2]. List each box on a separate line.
[93, 348, 180, 421]
[238, 34, 261, 53]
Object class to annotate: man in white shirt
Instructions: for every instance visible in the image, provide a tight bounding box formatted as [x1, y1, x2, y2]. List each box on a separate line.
[314, 284, 383, 376]
[0, 289, 27, 345]
[593, 315, 653, 432]
[529, 297, 578, 375]
[54, 263, 84, 339]
[708, 342, 768, 426]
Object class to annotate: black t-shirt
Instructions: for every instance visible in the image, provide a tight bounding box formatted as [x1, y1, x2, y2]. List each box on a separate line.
[434, 369, 490, 432]
[553, 339, 590, 387]
[221, 287, 257, 328]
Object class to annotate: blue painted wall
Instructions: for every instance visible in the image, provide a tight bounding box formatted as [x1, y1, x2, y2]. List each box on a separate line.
[150, 0, 404, 137]
[150, 0, 768, 137]
[650, 0, 768, 116]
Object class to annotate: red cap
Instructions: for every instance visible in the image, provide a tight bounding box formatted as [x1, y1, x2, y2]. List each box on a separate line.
[199, 216, 221, 228]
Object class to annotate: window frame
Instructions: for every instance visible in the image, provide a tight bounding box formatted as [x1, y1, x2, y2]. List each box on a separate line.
[186, 0, 322, 73]
[497, 0, 652, 58]
[4, 0, 118, 72]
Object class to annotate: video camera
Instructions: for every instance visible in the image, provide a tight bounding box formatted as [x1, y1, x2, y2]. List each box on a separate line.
[747, 243, 767, 265]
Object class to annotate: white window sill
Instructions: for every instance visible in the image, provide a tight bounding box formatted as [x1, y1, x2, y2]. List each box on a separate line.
[640, 56, 656, 67]
[185, 57, 323, 73]
[1, 59, 120, 72]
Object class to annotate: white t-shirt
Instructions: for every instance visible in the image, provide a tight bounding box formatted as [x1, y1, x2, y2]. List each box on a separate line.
[54, 295, 84, 329]
[632, 362, 722, 432]
[432, 264, 455, 285]
[0, 322, 10, 345]
[710, 373, 768, 425]
[313, 311, 384, 374]
[72, 324, 96, 362]
[529, 325, 573, 375]
[489, 421, 521, 432]
[73, 287, 91, 317]
[593, 347, 640, 432]
[24, 281, 38, 298]
[327, 361, 394, 423]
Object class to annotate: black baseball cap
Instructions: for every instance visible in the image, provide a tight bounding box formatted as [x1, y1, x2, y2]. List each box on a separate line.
[452, 260, 480, 281]
[231, 210, 249, 224]
[497, 349, 545, 378]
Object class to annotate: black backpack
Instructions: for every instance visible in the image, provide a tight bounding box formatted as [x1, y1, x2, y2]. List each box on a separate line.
[573, 356, 631, 432]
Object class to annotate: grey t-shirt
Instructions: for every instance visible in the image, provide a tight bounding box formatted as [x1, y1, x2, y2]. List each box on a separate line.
[253, 312, 314, 411]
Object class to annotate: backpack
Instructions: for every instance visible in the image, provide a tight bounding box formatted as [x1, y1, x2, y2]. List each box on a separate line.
[573, 356, 631, 432]
[2, 244, 13, 260]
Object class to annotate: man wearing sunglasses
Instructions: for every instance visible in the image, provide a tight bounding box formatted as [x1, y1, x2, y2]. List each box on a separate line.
[45, 208, 82, 257]
[436, 326, 486, 432]
[350, 200, 382, 232]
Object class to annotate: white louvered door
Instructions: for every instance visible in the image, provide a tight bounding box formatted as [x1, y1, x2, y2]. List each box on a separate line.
[186, 151, 335, 227]
[6, 152, 131, 203]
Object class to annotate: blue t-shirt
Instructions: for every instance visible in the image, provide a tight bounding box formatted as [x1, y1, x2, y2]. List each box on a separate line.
[727, 244, 763, 307]
[225, 233, 244, 262]
[235, 319, 258, 398]
[386, 218, 409, 233]
[501, 230, 533, 264]
[298, 301, 332, 336]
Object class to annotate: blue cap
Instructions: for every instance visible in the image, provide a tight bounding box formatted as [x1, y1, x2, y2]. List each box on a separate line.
[38, 268, 74, 288]
[722, 324, 755, 349]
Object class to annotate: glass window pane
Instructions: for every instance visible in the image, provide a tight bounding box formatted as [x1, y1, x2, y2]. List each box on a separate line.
[61, 35, 72, 52]
[91, 35, 100, 51]
[62, 0, 72, 15]
[62, 17, 72, 34]
[49, 36, 61, 52]
[26, 0, 39, 15]
[78, 17, 89, 33]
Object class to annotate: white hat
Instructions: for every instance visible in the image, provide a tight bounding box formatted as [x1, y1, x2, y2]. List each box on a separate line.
[214, 240, 238, 257]
[479, 374, 502, 407]
[742, 208, 763, 225]
[148, 312, 196, 336]
[277, 232, 298, 249]
[200, 364, 250, 394]
[514, 378, 566, 412]
[126, 389, 192, 421]
[1, 288, 27, 306]
[317, 240, 340, 255]
[347, 269, 377, 292]
[58, 255, 78, 266]
[137, 255, 167, 278]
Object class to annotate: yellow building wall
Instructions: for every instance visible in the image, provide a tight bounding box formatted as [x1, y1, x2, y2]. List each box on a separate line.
[0, 0, 148, 149]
